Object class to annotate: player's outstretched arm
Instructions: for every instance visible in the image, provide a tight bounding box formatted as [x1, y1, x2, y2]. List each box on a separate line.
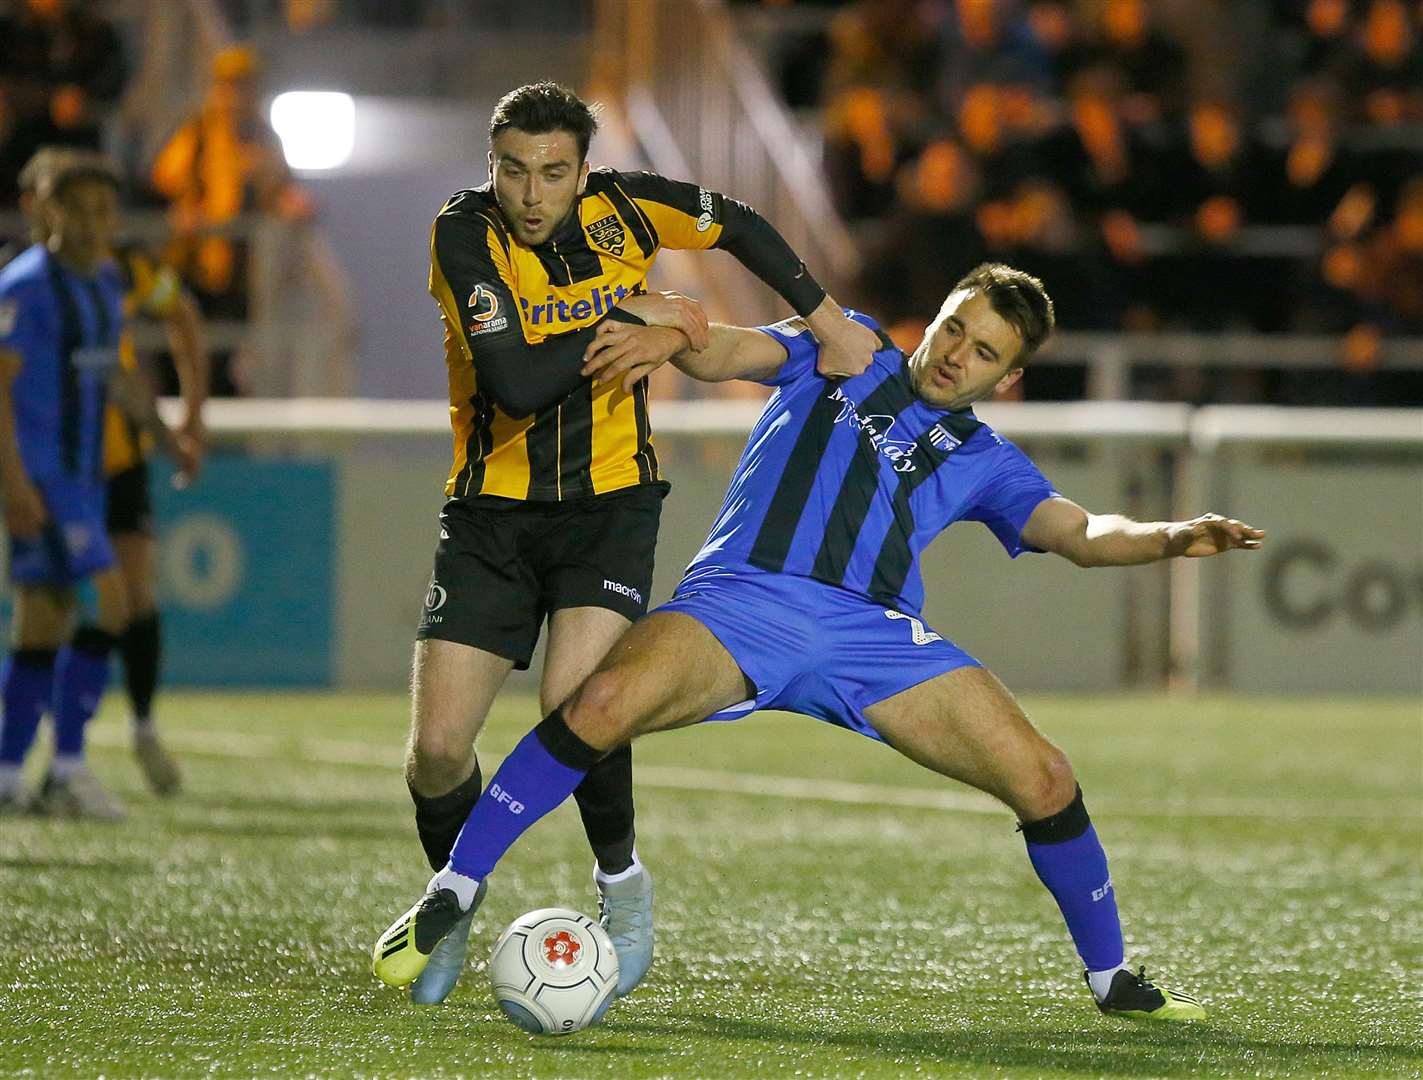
[583, 291, 791, 388]
[670, 323, 792, 384]
[582, 320, 786, 390]
[1021, 496, 1265, 567]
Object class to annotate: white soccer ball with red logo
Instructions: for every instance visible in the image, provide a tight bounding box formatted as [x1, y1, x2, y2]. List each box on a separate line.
[488, 908, 619, 1035]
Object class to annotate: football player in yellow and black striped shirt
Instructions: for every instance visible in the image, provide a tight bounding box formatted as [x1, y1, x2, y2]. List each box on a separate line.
[381, 82, 880, 1004]
[102, 241, 208, 796]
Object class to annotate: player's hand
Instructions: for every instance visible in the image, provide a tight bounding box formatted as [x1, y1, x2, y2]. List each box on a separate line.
[806, 299, 879, 379]
[582, 322, 686, 393]
[615, 291, 709, 352]
[1168, 514, 1265, 558]
[3, 478, 48, 540]
[172, 430, 203, 490]
[179, 411, 208, 478]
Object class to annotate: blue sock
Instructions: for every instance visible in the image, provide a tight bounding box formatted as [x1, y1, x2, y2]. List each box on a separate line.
[1021, 786, 1125, 972]
[447, 708, 604, 881]
[53, 628, 116, 760]
[1, 648, 57, 766]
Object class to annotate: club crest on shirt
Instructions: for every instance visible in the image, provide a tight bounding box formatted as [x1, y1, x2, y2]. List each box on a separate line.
[927, 423, 962, 452]
[586, 214, 626, 256]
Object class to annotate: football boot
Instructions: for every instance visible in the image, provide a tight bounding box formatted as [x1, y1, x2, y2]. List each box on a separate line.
[1090, 966, 1207, 1021]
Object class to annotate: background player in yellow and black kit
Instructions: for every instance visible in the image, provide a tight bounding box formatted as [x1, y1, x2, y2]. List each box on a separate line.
[98, 241, 207, 795]
[390, 82, 881, 1005]
[9, 148, 208, 799]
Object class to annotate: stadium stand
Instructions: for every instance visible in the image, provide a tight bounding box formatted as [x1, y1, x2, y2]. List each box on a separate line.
[735, 0, 1423, 404]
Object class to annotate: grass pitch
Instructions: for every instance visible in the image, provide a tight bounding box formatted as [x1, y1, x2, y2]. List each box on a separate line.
[1, 692, 1419, 1079]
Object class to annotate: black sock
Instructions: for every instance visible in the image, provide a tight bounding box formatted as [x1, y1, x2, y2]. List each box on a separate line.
[572, 743, 636, 875]
[409, 761, 483, 871]
[121, 612, 161, 722]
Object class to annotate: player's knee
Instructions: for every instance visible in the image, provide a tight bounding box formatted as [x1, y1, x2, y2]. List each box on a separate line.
[1015, 746, 1077, 821]
[565, 669, 641, 746]
[408, 726, 473, 789]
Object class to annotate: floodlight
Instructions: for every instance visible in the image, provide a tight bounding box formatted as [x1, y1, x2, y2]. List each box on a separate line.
[270, 91, 355, 171]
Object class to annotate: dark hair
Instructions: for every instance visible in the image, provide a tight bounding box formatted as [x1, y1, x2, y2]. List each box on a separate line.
[951, 262, 1055, 367]
[39, 152, 122, 202]
[489, 81, 600, 161]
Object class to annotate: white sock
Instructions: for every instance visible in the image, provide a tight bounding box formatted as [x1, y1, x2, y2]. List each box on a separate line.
[1088, 964, 1130, 1001]
[50, 755, 84, 781]
[594, 850, 643, 886]
[428, 865, 481, 911]
[0, 763, 23, 798]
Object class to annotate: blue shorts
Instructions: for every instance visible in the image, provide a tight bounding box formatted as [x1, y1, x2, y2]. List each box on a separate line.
[7, 477, 114, 587]
[658, 564, 980, 743]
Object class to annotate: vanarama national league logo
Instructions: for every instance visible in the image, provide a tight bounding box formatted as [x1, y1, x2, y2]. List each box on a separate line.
[695, 187, 716, 232]
[467, 284, 508, 335]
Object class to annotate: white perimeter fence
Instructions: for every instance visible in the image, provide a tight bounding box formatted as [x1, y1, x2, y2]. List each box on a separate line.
[153, 399, 1420, 696]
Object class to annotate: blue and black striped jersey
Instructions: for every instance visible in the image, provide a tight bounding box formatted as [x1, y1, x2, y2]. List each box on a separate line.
[686, 313, 1059, 616]
[0, 243, 123, 486]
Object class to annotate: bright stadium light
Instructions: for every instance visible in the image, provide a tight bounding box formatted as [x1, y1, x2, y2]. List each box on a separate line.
[270, 91, 355, 171]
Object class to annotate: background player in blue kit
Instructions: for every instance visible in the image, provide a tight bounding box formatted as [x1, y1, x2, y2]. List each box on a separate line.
[0, 155, 177, 819]
[6, 147, 209, 800]
[372, 263, 1266, 1021]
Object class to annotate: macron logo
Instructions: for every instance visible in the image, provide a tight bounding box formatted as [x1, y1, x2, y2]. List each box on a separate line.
[604, 579, 642, 604]
[488, 783, 525, 815]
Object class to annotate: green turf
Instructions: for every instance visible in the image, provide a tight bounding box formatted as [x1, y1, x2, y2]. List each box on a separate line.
[1, 692, 1419, 1079]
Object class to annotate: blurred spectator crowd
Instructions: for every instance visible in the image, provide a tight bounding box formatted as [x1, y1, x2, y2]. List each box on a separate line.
[753, 0, 1423, 403]
[5, 0, 1422, 405]
[0, 0, 323, 396]
[0, 0, 126, 204]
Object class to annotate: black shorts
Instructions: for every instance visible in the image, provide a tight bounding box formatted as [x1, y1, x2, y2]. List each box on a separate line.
[106, 463, 153, 536]
[417, 482, 668, 669]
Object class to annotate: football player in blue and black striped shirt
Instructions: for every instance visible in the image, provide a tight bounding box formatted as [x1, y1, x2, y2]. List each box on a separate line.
[0, 156, 131, 819]
[373, 263, 1264, 1021]
[0, 156, 180, 820]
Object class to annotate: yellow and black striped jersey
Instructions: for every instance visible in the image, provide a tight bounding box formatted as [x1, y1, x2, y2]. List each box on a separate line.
[429, 166, 826, 502]
[103, 244, 183, 476]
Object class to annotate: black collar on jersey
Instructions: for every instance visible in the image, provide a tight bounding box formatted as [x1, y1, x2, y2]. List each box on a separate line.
[540, 199, 585, 251]
[475, 181, 605, 287]
[532, 195, 604, 285]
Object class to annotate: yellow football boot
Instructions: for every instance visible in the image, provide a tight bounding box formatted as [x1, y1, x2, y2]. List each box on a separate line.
[372, 888, 468, 989]
[1091, 967, 1208, 1021]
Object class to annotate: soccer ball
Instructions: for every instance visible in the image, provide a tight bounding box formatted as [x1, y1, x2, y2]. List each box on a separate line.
[488, 908, 619, 1035]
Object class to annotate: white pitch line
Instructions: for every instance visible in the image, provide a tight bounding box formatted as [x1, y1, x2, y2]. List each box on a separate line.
[87, 727, 1420, 822]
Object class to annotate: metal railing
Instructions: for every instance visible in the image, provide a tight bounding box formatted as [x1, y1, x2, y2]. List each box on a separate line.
[593, 0, 861, 325]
